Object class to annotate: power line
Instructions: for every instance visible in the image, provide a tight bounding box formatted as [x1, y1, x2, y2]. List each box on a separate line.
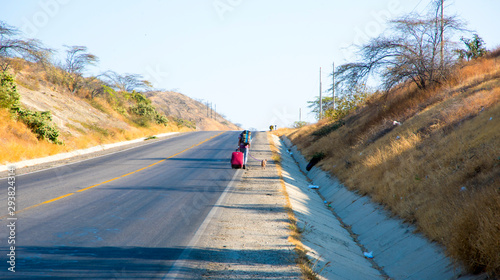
[410, 0, 425, 14]
[421, 0, 434, 14]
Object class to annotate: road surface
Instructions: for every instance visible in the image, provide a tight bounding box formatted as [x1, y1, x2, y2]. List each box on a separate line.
[1, 131, 242, 279]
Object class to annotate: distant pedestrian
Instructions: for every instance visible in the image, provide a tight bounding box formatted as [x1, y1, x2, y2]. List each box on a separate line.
[238, 130, 252, 169]
[269, 125, 274, 131]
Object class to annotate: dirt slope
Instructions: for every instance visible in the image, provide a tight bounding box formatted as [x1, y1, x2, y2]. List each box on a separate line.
[146, 91, 240, 131]
[18, 85, 130, 137]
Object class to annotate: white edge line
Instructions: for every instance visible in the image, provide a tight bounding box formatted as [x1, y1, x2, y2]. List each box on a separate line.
[0, 132, 184, 179]
[163, 169, 243, 280]
[0, 132, 179, 173]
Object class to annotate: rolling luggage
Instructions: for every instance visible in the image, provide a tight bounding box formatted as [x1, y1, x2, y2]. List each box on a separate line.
[231, 151, 244, 169]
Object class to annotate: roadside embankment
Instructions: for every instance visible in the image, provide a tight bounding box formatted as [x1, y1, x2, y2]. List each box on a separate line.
[281, 135, 486, 279]
[270, 134, 384, 279]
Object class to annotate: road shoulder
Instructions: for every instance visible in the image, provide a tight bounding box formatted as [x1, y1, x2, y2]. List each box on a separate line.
[271, 134, 384, 280]
[171, 131, 384, 279]
[176, 131, 302, 279]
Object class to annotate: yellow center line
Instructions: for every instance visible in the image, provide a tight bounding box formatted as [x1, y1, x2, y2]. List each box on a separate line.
[17, 193, 76, 214]
[3, 131, 226, 218]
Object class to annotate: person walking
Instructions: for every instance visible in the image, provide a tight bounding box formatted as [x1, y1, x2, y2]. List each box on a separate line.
[238, 130, 251, 169]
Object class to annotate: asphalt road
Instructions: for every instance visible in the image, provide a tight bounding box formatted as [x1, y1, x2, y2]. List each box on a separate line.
[0, 131, 243, 279]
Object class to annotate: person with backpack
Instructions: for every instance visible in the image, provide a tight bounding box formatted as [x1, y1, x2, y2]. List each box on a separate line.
[238, 130, 252, 169]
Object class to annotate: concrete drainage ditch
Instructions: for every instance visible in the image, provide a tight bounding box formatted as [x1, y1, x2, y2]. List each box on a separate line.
[278, 135, 481, 280]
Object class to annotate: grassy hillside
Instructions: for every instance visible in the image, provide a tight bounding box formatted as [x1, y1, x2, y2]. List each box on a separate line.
[280, 50, 500, 276]
[0, 58, 237, 165]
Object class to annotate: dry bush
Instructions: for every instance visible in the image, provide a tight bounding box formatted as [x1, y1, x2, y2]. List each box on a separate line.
[287, 51, 500, 275]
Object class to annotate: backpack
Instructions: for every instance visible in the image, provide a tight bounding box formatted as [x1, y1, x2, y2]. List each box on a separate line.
[241, 130, 251, 145]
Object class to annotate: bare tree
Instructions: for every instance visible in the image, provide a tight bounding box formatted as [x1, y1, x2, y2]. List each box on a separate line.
[101, 71, 152, 92]
[0, 21, 53, 64]
[64, 45, 99, 74]
[62, 45, 99, 94]
[335, 5, 465, 91]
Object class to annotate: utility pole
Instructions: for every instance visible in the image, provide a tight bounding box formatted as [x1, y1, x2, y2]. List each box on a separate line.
[215, 104, 217, 121]
[332, 61, 335, 111]
[319, 67, 323, 120]
[440, 0, 444, 70]
[299, 108, 302, 122]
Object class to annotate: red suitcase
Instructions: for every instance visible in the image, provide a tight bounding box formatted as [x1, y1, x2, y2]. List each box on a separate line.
[231, 151, 244, 169]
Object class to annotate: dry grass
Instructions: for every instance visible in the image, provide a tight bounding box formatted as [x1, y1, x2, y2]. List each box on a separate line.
[0, 109, 68, 163]
[287, 52, 500, 276]
[0, 106, 188, 164]
[64, 122, 185, 151]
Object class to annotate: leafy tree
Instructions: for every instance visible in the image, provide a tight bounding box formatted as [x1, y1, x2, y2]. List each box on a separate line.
[308, 96, 333, 120]
[308, 85, 369, 121]
[335, 8, 465, 91]
[455, 34, 488, 61]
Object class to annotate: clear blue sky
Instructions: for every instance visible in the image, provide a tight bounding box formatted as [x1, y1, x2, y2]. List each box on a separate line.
[1, 0, 499, 130]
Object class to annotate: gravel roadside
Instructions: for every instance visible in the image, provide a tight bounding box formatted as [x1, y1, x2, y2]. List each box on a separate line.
[174, 131, 385, 280]
[179, 131, 302, 279]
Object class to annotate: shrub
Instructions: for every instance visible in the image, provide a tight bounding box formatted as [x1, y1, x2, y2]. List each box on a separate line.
[0, 69, 20, 109]
[293, 121, 308, 128]
[126, 92, 169, 126]
[11, 105, 62, 144]
[173, 117, 195, 129]
[130, 102, 157, 118]
[154, 114, 169, 126]
[1, 69, 62, 144]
